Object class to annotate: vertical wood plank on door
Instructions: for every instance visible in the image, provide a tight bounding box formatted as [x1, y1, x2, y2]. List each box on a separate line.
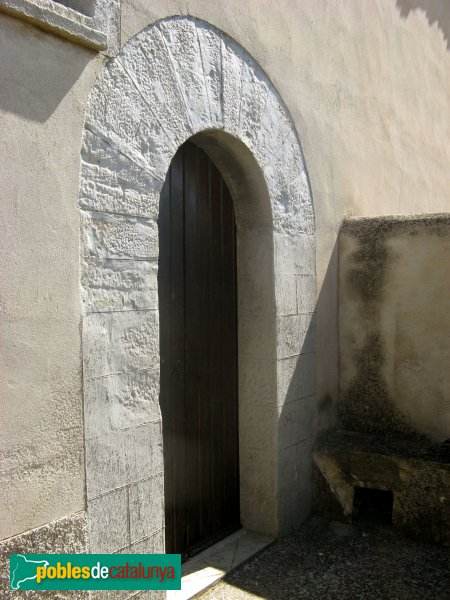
[159, 142, 240, 559]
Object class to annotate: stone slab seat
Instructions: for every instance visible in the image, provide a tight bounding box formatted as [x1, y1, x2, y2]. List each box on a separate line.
[312, 429, 450, 546]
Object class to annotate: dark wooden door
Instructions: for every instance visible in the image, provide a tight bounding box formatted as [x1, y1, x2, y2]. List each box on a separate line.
[158, 141, 240, 559]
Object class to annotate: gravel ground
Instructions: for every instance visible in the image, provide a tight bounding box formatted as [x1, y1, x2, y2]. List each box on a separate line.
[197, 517, 450, 600]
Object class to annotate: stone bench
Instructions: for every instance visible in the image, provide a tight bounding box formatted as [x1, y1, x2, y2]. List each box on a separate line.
[313, 430, 450, 546]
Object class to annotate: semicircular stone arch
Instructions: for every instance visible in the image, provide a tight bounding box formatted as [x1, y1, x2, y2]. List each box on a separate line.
[80, 16, 316, 555]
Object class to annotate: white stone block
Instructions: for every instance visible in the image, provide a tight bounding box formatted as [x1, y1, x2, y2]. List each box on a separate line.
[84, 369, 161, 440]
[136, 591, 166, 600]
[81, 258, 158, 313]
[300, 313, 316, 355]
[276, 356, 298, 406]
[237, 227, 274, 275]
[82, 310, 159, 379]
[278, 395, 316, 449]
[238, 59, 269, 149]
[240, 400, 277, 451]
[277, 313, 316, 358]
[81, 210, 158, 261]
[88, 487, 129, 553]
[129, 475, 164, 543]
[90, 588, 132, 600]
[119, 27, 192, 148]
[279, 487, 312, 534]
[159, 19, 210, 132]
[239, 356, 277, 409]
[274, 232, 316, 275]
[255, 91, 305, 184]
[296, 274, 317, 314]
[239, 314, 276, 360]
[80, 130, 162, 219]
[238, 271, 274, 317]
[297, 352, 316, 398]
[252, 92, 314, 235]
[221, 36, 244, 136]
[275, 274, 297, 316]
[85, 60, 174, 178]
[196, 22, 223, 127]
[85, 422, 163, 499]
[116, 529, 165, 555]
[278, 437, 313, 496]
[240, 446, 278, 535]
[277, 315, 302, 358]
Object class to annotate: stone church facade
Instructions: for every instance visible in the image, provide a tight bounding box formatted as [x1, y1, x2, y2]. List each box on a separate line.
[0, 0, 449, 597]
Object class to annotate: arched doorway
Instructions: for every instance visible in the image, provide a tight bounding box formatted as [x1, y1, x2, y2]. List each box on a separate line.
[159, 141, 240, 558]
[80, 16, 316, 555]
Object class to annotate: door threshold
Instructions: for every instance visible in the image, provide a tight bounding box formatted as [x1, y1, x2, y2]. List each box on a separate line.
[167, 528, 274, 600]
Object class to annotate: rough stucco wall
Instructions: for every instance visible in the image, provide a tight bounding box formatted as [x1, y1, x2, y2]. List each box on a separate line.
[339, 215, 450, 442]
[0, 15, 102, 539]
[0, 0, 449, 542]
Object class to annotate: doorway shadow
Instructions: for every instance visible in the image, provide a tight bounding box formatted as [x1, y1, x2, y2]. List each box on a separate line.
[274, 236, 339, 534]
[202, 236, 339, 599]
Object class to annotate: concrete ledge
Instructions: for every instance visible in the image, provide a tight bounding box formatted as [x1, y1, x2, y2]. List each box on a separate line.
[0, 0, 107, 50]
[313, 430, 450, 546]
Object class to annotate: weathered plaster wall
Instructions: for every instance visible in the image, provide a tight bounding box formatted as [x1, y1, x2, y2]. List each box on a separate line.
[1, 0, 449, 544]
[339, 215, 450, 441]
[0, 15, 101, 540]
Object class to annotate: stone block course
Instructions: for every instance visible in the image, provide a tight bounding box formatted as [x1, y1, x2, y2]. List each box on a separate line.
[278, 395, 316, 449]
[239, 58, 270, 149]
[129, 475, 164, 543]
[83, 310, 159, 378]
[80, 130, 163, 218]
[196, 22, 223, 127]
[274, 232, 316, 275]
[240, 399, 277, 452]
[119, 27, 193, 148]
[159, 18, 211, 132]
[83, 369, 160, 440]
[277, 313, 316, 358]
[297, 351, 316, 398]
[221, 36, 244, 136]
[279, 437, 314, 496]
[296, 274, 317, 313]
[275, 273, 298, 316]
[239, 356, 277, 408]
[116, 528, 164, 555]
[276, 356, 298, 405]
[88, 487, 129, 553]
[81, 210, 158, 261]
[81, 258, 158, 313]
[85, 422, 163, 499]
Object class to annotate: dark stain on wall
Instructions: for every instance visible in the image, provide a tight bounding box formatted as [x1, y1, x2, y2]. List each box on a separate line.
[341, 333, 414, 434]
[345, 226, 389, 307]
[339, 214, 450, 436]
